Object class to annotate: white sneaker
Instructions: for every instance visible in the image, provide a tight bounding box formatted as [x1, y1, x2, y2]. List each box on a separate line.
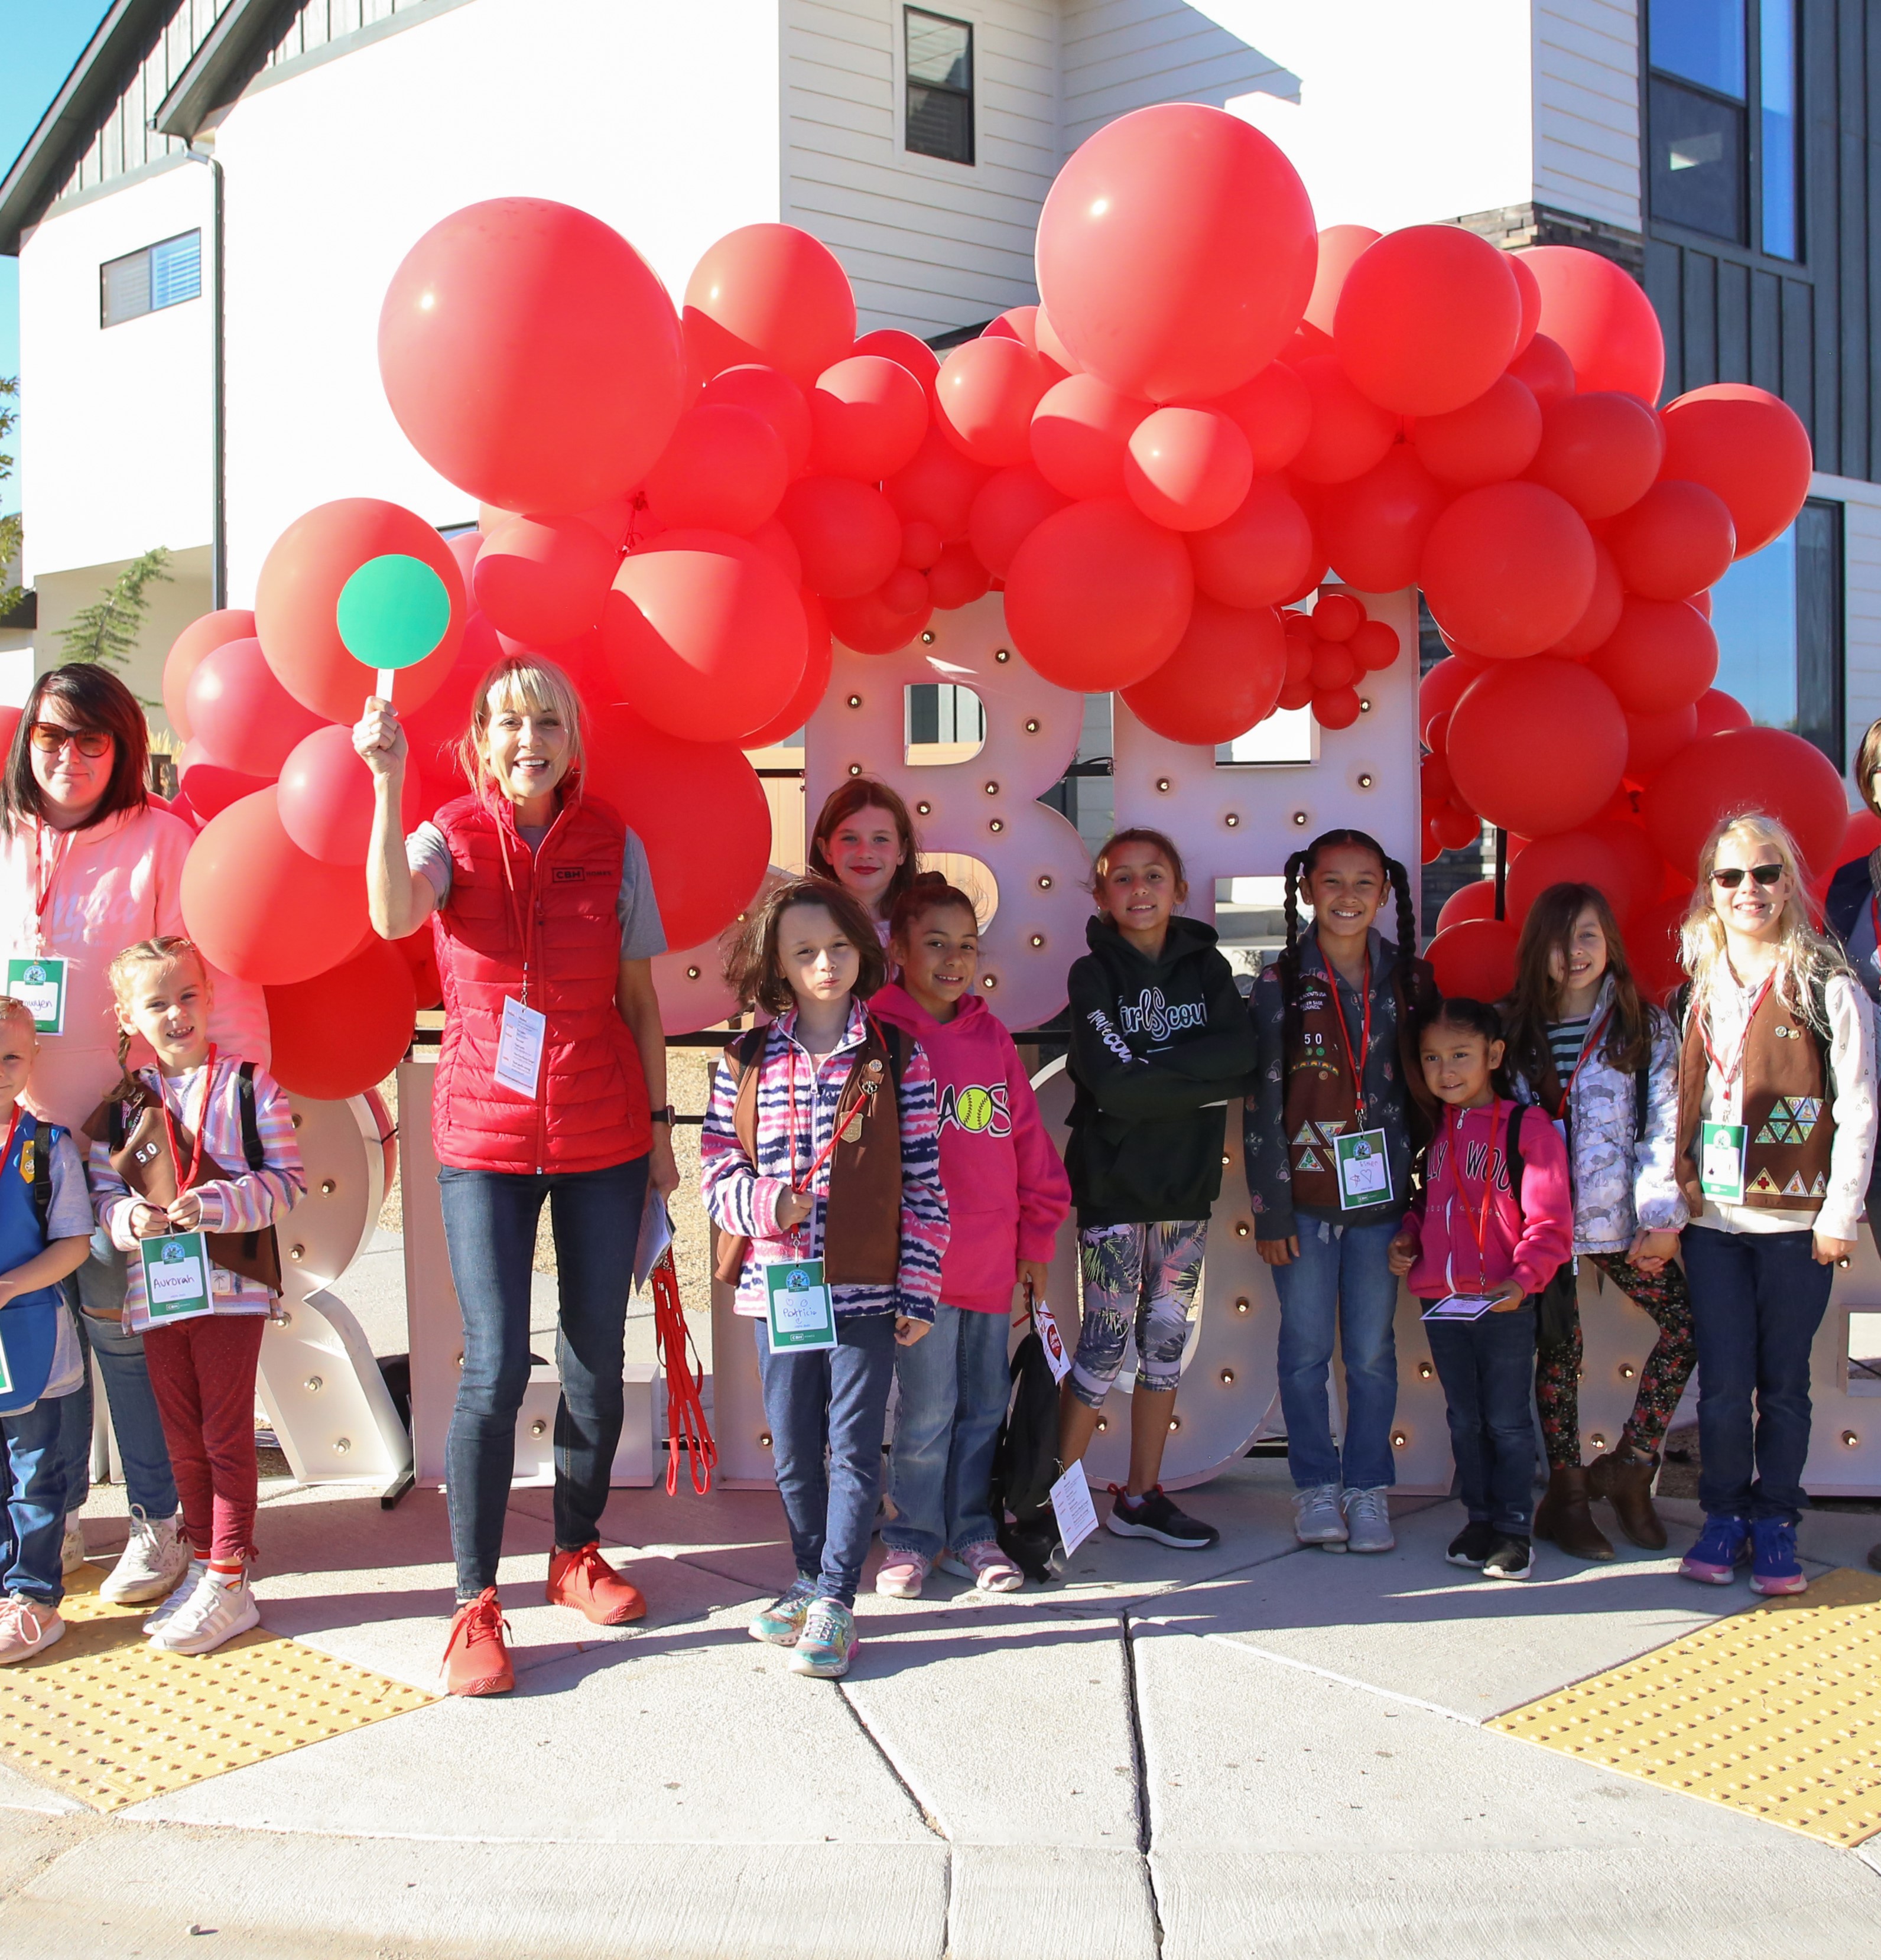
[1341, 1486, 1396, 1553]
[1294, 1482, 1349, 1550]
[60, 1514, 89, 1576]
[100, 1507, 190, 1605]
[142, 1559, 209, 1639]
[150, 1569, 259, 1656]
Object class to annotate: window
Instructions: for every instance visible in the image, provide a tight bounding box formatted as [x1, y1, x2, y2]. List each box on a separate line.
[905, 681, 986, 763]
[1759, 0, 1798, 259]
[905, 8, 973, 166]
[100, 231, 202, 328]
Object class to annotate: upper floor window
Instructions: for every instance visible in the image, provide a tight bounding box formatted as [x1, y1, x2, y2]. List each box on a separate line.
[905, 8, 974, 166]
[100, 231, 202, 328]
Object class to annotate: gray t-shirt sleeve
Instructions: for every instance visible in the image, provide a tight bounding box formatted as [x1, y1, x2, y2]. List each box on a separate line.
[619, 828, 667, 962]
[45, 1129, 95, 1241]
[407, 822, 452, 907]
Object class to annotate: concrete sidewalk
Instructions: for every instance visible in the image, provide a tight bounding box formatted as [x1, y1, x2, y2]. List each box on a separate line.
[1, 1461, 1877, 1960]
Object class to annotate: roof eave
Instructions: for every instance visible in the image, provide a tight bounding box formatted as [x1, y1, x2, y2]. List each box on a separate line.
[152, 0, 280, 141]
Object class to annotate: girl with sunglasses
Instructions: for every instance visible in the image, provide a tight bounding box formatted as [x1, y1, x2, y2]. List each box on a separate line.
[1673, 814, 1877, 1597]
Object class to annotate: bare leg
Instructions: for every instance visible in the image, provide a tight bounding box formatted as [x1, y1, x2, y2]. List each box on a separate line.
[1126, 1386, 1177, 1496]
[1057, 1383, 1102, 1470]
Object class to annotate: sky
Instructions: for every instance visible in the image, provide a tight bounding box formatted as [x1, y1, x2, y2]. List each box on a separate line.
[1, 1, 110, 513]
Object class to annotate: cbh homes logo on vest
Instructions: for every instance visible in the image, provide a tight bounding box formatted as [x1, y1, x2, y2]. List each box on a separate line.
[1120, 987, 1206, 1041]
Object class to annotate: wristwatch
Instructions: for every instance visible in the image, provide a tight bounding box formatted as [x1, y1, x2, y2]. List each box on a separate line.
[648, 1104, 675, 1126]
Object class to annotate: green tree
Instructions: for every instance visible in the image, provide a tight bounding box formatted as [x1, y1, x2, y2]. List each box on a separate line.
[0, 376, 20, 619]
[59, 545, 173, 669]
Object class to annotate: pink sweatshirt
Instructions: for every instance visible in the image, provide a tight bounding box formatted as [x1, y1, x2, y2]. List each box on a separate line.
[870, 982, 1070, 1313]
[0, 805, 270, 1132]
[1400, 1098, 1573, 1300]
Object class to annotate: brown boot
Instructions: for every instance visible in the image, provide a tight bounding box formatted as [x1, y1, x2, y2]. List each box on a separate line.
[1587, 1447, 1668, 1551]
[1532, 1464, 1614, 1561]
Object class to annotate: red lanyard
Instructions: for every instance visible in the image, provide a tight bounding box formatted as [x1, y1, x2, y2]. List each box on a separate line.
[158, 1048, 216, 1197]
[493, 806, 561, 1007]
[1445, 1100, 1505, 1291]
[1553, 1010, 1610, 1123]
[783, 1020, 865, 1233]
[1325, 949, 1372, 1122]
[33, 824, 69, 927]
[1700, 973, 1775, 1093]
[0, 1104, 21, 1176]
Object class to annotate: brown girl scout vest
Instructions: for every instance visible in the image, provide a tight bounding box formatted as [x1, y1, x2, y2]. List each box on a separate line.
[1284, 961, 1367, 1211]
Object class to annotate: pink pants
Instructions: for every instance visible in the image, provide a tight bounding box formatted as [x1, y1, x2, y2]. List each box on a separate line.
[142, 1313, 266, 1564]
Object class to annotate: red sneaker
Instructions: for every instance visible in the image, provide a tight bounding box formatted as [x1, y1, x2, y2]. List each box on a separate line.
[547, 1542, 647, 1626]
[440, 1588, 514, 1696]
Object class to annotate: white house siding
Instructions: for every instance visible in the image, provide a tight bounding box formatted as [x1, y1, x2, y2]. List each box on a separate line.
[1531, 0, 1640, 231]
[1830, 472, 1881, 792]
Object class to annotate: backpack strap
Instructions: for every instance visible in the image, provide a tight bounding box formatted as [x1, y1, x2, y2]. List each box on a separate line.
[25, 1114, 51, 1239]
[876, 1019, 908, 1090]
[1504, 1101, 1526, 1221]
[237, 1061, 264, 1172]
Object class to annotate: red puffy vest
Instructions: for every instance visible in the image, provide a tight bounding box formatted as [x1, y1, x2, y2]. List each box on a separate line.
[429, 788, 651, 1175]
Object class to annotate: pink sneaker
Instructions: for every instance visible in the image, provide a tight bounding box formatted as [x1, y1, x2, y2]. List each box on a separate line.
[875, 1549, 931, 1598]
[952, 1542, 1024, 1593]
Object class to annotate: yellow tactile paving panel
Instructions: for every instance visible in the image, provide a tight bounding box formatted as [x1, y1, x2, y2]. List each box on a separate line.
[1491, 1565, 1881, 1845]
[0, 1568, 433, 1812]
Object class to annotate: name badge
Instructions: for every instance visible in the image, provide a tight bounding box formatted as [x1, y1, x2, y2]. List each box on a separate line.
[140, 1230, 213, 1322]
[1334, 1127, 1393, 1209]
[6, 957, 66, 1036]
[1700, 1121, 1747, 1204]
[1421, 1293, 1498, 1321]
[764, 1257, 837, 1352]
[1032, 1298, 1072, 1383]
[494, 996, 547, 1099]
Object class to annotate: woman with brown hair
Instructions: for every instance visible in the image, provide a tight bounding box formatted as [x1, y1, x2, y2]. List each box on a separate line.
[807, 778, 921, 944]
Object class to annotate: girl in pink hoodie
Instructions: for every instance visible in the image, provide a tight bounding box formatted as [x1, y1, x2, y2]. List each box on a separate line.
[872, 874, 1070, 1597]
[1389, 998, 1571, 1582]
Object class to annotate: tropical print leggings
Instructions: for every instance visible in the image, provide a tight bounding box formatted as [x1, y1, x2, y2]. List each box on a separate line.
[1534, 1253, 1697, 1469]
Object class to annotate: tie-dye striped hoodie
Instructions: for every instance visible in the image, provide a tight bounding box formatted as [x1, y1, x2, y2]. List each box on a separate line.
[700, 1000, 948, 1323]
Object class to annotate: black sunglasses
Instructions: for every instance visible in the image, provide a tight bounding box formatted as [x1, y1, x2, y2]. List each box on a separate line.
[1711, 863, 1786, 889]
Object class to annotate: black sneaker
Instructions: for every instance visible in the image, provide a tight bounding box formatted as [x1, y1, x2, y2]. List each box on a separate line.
[1106, 1486, 1220, 1550]
[1482, 1535, 1533, 1581]
[1446, 1521, 1497, 1568]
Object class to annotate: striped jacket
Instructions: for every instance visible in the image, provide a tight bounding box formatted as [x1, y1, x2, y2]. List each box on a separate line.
[87, 1055, 306, 1332]
[700, 1002, 948, 1322]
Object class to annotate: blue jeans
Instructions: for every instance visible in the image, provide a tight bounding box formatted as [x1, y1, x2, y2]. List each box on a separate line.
[885, 1305, 1011, 1561]
[1272, 1217, 1402, 1491]
[2, 1394, 69, 1605]
[1681, 1225, 1832, 1525]
[1427, 1302, 1538, 1536]
[438, 1156, 649, 1600]
[54, 1234, 179, 1520]
[756, 1313, 897, 1608]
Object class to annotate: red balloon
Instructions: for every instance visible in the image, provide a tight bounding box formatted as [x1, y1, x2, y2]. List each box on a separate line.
[1287, 355, 1399, 485]
[1418, 655, 1477, 744]
[1029, 375, 1151, 500]
[1120, 598, 1285, 745]
[1350, 619, 1401, 673]
[1430, 803, 1484, 851]
[1004, 498, 1194, 690]
[1629, 889, 1693, 1004]
[1526, 392, 1666, 518]
[185, 638, 325, 777]
[824, 582, 934, 655]
[644, 404, 790, 535]
[1310, 641, 1356, 690]
[1609, 479, 1736, 600]
[934, 339, 1048, 466]
[928, 542, 991, 610]
[177, 743, 274, 821]
[747, 516, 803, 587]
[1824, 810, 1881, 892]
[1313, 593, 1363, 642]
[1123, 407, 1252, 531]
[1300, 225, 1383, 350]
[266, 938, 417, 1100]
[1515, 246, 1665, 404]
[1508, 331, 1577, 406]
[395, 923, 443, 1013]
[255, 499, 467, 724]
[743, 594, 834, 747]
[1412, 376, 1542, 488]
[1185, 477, 1315, 609]
[1660, 383, 1813, 557]
[1587, 597, 1717, 713]
[1207, 362, 1312, 473]
[1642, 726, 1851, 878]
[181, 788, 371, 986]
[1426, 919, 1520, 1001]
[602, 532, 807, 742]
[1548, 538, 1625, 658]
[775, 476, 902, 598]
[984, 305, 1071, 385]
[1435, 879, 1497, 933]
[164, 610, 255, 742]
[810, 356, 929, 481]
[278, 723, 421, 867]
[700, 365, 813, 476]
[900, 521, 944, 571]
[1035, 104, 1317, 401]
[473, 514, 616, 648]
[968, 466, 1070, 578]
[1505, 828, 1634, 925]
[1448, 658, 1628, 836]
[1694, 687, 1753, 738]
[683, 224, 855, 389]
[379, 199, 686, 513]
[1589, 816, 1671, 909]
[851, 329, 940, 394]
[585, 703, 772, 948]
[400, 613, 498, 790]
[1421, 482, 1596, 659]
[1507, 252, 1542, 355]
[883, 426, 991, 542]
[1313, 685, 1363, 730]
[881, 567, 929, 613]
[1623, 701, 1700, 781]
[1316, 447, 1448, 593]
[1334, 226, 1523, 415]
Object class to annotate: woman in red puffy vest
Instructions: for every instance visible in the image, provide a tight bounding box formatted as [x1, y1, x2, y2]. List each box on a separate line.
[357, 655, 677, 1696]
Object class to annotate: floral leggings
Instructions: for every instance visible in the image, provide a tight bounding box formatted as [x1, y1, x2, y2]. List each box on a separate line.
[1535, 1253, 1696, 1469]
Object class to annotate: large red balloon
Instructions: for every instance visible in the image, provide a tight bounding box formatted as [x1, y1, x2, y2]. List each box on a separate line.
[266, 938, 417, 1100]
[1123, 407, 1252, 531]
[969, 466, 1071, 578]
[1608, 479, 1736, 599]
[682, 224, 856, 390]
[1694, 687, 1753, 737]
[742, 593, 834, 747]
[1526, 391, 1665, 518]
[181, 788, 371, 986]
[1623, 702, 1700, 781]
[255, 499, 467, 724]
[1426, 919, 1520, 1001]
[472, 514, 616, 649]
[810, 356, 929, 481]
[1448, 658, 1628, 836]
[934, 338, 1048, 467]
[278, 723, 421, 867]
[1642, 726, 1851, 878]
[983, 305, 1068, 384]
[927, 542, 991, 610]
[700, 365, 813, 476]
[185, 636, 326, 779]
[1505, 828, 1636, 925]
[1186, 477, 1315, 609]
[1004, 499, 1194, 690]
[1334, 226, 1523, 415]
[1120, 597, 1285, 745]
[883, 427, 991, 542]
[824, 582, 934, 655]
[1509, 331, 1577, 405]
[644, 404, 790, 535]
[1515, 246, 1665, 404]
[1630, 888, 1693, 1003]
[1299, 225, 1382, 350]
[378, 199, 686, 513]
[399, 613, 499, 791]
[776, 477, 902, 598]
[1659, 383, 1813, 558]
[1411, 376, 1542, 488]
[1315, 447, 1448, 593]
[1029, 375, 1150, 500]
[1434, 879, 1497, 934]
[1586, 597, 1717, 713]
[163, 609, 255, 742]
[1548, 538, 1625, 658]
[1421, 482, 1596, 659]
[852, 329, 941, 394]
[1287, 356, 1398, 485]
[1207, 362, 1312, 473]
[177, 744, 274, 821]
[1418, 655, 1479, 745]
[1035, 104, 1317, 402]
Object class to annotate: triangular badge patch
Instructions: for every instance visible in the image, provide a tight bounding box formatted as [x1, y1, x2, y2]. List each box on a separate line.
[1292, 1124, 1318, 1147]
[1811, 1172, 1828, 1197]
[1295, 1147, 1323, 1172]
[1746, 1168, 1782, 1197]
[1781, 1172, 1811, 1198]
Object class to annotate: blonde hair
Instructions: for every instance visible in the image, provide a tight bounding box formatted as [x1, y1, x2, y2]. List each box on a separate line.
[1679, 813, 1850, 1025]
[104, 935, 212, 1101]
[460, 656, 585, 804]
[0, 996, 37, 1036]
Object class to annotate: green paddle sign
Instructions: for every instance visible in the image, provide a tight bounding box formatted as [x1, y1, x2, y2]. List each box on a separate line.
[336, 552, 452, 701]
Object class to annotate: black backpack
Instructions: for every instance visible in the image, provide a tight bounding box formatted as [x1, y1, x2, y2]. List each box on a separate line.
[990, 1331, 1061, 1581]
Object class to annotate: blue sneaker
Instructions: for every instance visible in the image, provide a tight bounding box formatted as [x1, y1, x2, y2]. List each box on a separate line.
[788, 1598, 857, 1678]
[1749, 1517, 1808, 1596]
[748, 1575, 816, 1646]
[1679, 1513, 1749, 1585]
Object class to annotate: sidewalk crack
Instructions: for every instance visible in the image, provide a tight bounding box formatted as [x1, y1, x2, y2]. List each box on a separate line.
[1118, 1611, 1165, 1956]
[834, 1681, 949, 1842]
